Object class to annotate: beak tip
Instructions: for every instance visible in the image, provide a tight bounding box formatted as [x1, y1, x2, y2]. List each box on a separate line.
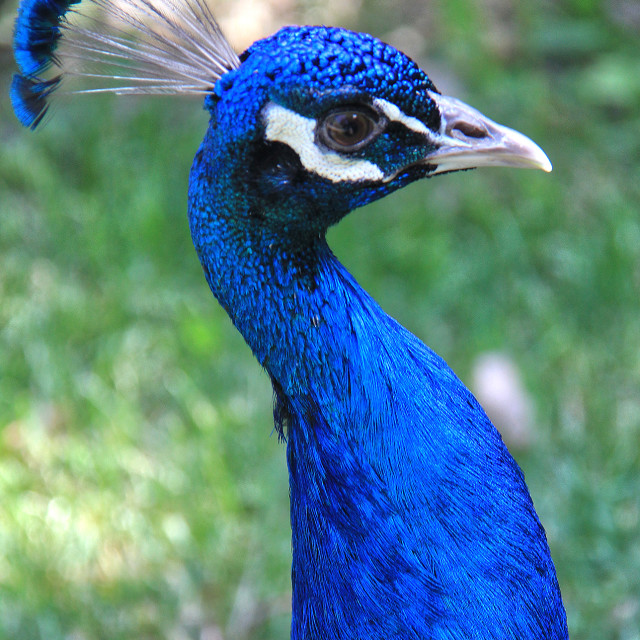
[533, 146, 553, 173]
[540, 155, 553, 173]
[514, 131, 553, 174]
[516, 136, 553, 173]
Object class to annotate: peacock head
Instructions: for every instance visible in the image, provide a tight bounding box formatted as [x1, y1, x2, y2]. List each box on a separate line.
[193, 25, 551, 236]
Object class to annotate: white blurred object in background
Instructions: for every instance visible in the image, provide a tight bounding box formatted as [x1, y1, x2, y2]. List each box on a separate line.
[472, 352, 534, 451]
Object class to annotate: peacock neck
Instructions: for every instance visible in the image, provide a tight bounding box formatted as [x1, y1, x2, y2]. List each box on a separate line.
[188, 126, 376, 402]
[189, 174, 441, 637]
[188, 125, 567, 640]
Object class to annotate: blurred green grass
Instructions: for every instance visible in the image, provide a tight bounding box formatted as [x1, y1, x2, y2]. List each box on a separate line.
[1, 0, 639, 638]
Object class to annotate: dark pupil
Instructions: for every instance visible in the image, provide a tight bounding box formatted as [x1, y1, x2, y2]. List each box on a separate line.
[326, 112, 372, 147]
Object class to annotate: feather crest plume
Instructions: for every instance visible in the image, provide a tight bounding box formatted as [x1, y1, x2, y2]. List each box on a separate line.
[11, 0, 241, 129]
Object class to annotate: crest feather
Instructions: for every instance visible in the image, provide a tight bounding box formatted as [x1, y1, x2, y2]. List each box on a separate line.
[11, 0, 241, 129]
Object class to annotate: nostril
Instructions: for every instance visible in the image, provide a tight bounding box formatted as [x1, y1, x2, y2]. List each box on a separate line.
[452, 120, 487, 139]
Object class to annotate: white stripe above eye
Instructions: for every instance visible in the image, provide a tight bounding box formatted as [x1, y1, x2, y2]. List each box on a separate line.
[263, 103, 384, 183]
[373, 98, 431, 136]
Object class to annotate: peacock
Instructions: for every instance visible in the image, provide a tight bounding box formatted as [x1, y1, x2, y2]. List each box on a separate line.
[11, 1, 569, 638]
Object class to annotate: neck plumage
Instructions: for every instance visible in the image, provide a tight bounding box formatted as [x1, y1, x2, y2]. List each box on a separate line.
[188, 128, 568, 640]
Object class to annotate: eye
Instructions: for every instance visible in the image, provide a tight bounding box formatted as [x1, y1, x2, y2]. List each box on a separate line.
[318, 107, 382, 152]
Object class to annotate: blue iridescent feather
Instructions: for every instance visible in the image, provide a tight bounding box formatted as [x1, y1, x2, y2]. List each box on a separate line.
[11, 0, 78, 127]
[13, 0, 79, 76]
[10, 73, 60, 129]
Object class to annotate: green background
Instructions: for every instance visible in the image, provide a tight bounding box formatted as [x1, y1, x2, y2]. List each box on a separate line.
[1, 0, 639, 638]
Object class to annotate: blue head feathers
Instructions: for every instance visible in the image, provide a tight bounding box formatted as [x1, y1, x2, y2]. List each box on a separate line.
[10, 2, 565, 639]
[196, 26, 448, 238]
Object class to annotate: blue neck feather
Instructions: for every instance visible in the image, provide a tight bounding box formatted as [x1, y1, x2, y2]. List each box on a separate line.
[189, 93, 568, 639]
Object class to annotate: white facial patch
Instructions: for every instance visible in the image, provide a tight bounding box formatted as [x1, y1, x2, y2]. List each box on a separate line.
[263, 102, 384, 183]
[372, 98, 431, 137]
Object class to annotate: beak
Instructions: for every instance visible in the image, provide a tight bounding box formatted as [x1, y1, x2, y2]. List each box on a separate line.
[425, 92, 552, 174]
